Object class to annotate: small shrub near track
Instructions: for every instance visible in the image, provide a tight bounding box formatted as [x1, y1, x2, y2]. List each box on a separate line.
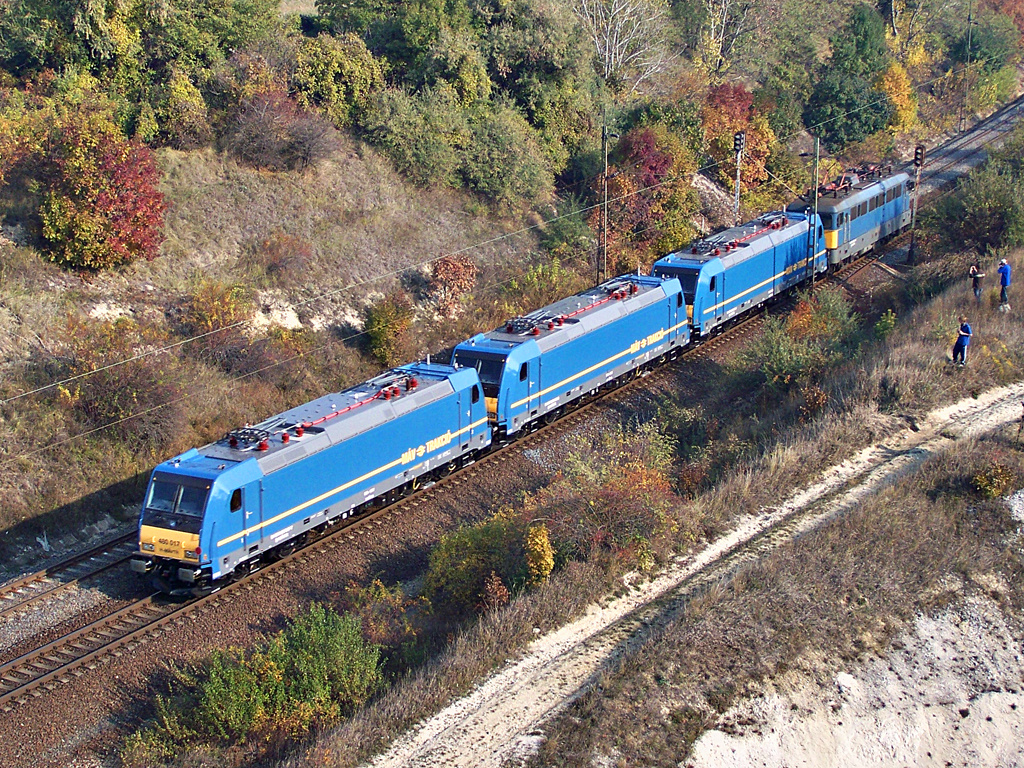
[123, 603, 382, 765]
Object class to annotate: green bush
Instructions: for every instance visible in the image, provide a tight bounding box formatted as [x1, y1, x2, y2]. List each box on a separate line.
[365, 290, 414, 367]
[358, 87, 468, 187]
[125, 603, 382, 758]
[425, 512, 528, 616]
[874, 309, 897, 341]
[294, 34, 385, 127]
[461, 101, 552, 207]
[928, 161, 1024, 253]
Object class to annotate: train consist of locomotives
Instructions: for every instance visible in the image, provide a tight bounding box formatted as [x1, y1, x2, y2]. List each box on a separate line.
[132, 167, 912, 594]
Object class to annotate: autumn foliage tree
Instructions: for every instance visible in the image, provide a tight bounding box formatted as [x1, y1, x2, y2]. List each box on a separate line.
[39, 109, 166, 270]
[588, 124, 698, 272]
[429, 253, 477, 316]
[701, 82, 774, 192]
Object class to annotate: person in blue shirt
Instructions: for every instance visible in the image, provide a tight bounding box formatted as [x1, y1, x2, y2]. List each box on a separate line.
[998, 258, 1011, 310]
[952, 315, 972, 366]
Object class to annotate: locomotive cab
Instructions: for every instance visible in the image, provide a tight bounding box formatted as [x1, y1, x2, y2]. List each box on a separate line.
[651, 256, 724, 336]
[131, 450, 261, 594]
[452, 337, 540, 436]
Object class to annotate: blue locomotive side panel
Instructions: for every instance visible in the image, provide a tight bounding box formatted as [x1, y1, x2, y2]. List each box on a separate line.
[133, 363, 489, 590]
[453, 274, 687, 435]
[653, 211, 825, 336]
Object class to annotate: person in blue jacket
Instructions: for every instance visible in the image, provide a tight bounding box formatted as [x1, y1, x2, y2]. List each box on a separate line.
[998, 258, 1011, 310]
[952, 315, 972, 366]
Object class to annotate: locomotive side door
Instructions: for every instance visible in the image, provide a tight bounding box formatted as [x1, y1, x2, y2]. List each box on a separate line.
[710, 272, 724, 328]
[239, 480, 262, 557]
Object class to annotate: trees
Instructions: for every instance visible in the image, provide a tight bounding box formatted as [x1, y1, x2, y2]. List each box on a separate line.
[295, 34, 386, 128]
[572, 0, 670, 94]
[702, 83, 775, 190]
[803, 5, 893, 151]
[39, 108, 166, 269]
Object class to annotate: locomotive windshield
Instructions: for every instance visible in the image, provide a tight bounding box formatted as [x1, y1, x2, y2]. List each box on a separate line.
[452, 351, 506, 397]
[651, 266, 699, 302]
[141, 478, 208, 532]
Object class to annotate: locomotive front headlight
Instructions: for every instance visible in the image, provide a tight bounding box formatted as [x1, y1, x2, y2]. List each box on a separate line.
[184, 549, 199, 560]
[142, 542, 155, 551]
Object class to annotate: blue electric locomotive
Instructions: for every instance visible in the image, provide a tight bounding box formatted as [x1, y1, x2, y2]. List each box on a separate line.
[650, 211, 826, 337]
[452, 274, 687, 437]
[131, 361, 490, 593]
[786, 167, 911, 267]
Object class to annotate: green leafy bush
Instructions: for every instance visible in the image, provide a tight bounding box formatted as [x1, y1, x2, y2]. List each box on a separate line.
[929, 161, 1024, 253]
[294, 34, 385, 127]
[425, 512, 528, 617]
[364, 290, 414, 367]
[124, 603, 381, 760]
[358, 87, 467, 187]
[874, 309, 897, 341]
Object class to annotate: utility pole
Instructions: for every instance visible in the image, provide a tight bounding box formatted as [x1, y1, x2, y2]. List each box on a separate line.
[601, 114, 609, 285]
[960, 0, 974, 133]
[811, 137, 819, 293]
[909, 144, 925, 264]
[733, 131, 745, 226]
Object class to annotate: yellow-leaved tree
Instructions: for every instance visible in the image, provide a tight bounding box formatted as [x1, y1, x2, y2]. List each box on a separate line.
[876, 62, 918, 134]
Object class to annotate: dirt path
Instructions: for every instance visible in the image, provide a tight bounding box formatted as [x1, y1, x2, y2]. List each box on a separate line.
[362, 382, 1024, 768]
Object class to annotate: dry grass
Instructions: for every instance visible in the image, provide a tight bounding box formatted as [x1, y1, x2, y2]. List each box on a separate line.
[531, 436, 1024, 766]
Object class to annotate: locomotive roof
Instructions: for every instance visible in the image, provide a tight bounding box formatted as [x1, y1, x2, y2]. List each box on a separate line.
[655, 211, 811, 270]
[787, 168, 910, 214]
[456, 273, 673, 356]
[195, 362, 466, 475]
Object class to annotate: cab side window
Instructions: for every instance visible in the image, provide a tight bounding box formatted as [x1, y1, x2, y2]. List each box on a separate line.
[709, 276, 717, 291]
[230, 489, 242, 512]
[472, 384, 480, 403]
[519, 363, 529, 381]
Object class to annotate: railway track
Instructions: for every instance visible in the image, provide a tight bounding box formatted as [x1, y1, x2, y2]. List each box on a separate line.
[912, 92, 1023, 194]
[0, 533, 136, 621]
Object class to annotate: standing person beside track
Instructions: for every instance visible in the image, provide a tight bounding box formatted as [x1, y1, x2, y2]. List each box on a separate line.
[952, 315, 972, 367]
[969, 262, 985, 305]
[998, 258, 1012, 311]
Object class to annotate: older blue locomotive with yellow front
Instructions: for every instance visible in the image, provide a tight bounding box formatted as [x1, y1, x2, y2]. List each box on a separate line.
[786, 166, 911, 267]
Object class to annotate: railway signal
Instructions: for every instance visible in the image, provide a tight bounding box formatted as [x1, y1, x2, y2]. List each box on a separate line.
[909, 145, 925, 263]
